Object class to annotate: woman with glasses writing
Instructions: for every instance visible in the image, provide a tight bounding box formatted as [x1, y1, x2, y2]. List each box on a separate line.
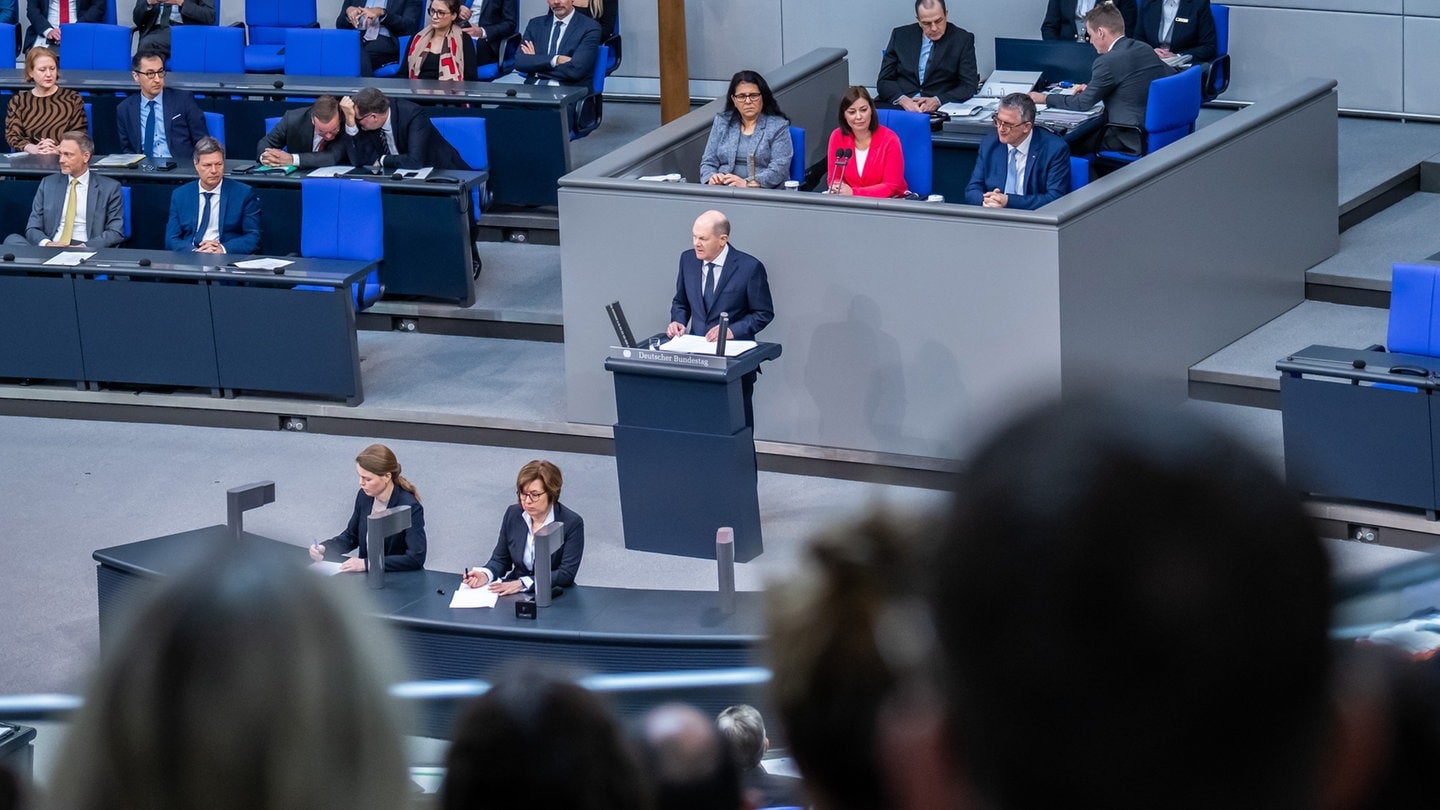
[699, 70, 793, 189]
[826, 85, 907, 198]
[463, 460, 586, 596]
[406, 0, 479, 82]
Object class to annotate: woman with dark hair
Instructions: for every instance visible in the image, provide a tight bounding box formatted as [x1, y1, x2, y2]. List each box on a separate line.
[310, 443, 427, 572]
[699, 69, 793, 189]
[826, 85, 906, 198]
[463, 459, 585, 595]
[406, 0, 479, 81]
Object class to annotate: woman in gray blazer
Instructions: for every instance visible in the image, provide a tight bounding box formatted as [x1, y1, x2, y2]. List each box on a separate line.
[699, 70, 794, 189]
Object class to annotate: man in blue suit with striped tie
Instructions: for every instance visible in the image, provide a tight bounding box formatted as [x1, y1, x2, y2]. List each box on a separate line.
[165, 137, 261, 254]
[964, 93, 1072, 210]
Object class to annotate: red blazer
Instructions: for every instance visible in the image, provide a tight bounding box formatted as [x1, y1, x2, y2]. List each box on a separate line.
[826, 125, 907, 198]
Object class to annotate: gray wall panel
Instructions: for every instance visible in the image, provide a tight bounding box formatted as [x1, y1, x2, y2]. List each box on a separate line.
[1407, 0, 1440, 17]
[1405, 18, 1440, 114]
[1226, 8, 1402, 111]
[1220, 0, 1401, 11]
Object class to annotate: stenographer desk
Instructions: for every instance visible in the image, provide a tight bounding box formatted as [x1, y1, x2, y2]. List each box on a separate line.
[93, 526, 765, 735]
[0, 70, 580, 208]
[0, 153, 484, 304]
[0, 245, 371, 403]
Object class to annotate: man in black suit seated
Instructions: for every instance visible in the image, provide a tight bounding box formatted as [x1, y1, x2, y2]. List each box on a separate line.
[1042, 0, 1136, 43]
[257, 95, 347, 170]
[514, 0, 600, 87]
[116, 51, 207, 162]
[132, 0, 215, 57]
[1029, 3, 1173, 156]
[24, 0, 104, 50]
[340, 86, 466, 170]
[1135, 0, 1217, 64]
[717, 705, 809, 810]
[458, 0, 517, 65]
[876, 0, 978, 113]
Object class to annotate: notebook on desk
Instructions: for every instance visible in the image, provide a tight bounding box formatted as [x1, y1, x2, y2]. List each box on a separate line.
[975, 70, 1044, 98]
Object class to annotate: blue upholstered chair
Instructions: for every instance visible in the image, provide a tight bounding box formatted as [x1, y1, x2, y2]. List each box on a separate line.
[244, 0, 318, 74]
[170, 26, 245, 74]
[299, 178, 384, 310]
[1069, 155, 1089, 192]
[788, 126, 805, 184]
[570, 44, 609, 140]
[1367, 263, 1440, 393]
[1095, 65, 1202, 167]
[59, 24, 131, 71]
[1204, 4, 1232, 102]
[372, 35, 411, 78]
[284, 29, 362, 77]
[203, 111, 224, 147]
[474, 32, 520, 80]
[431, 116, 488, 212]
[875, 108, 932, 197]
[120, 185, 131, 242]
[600, 0, 620, 76]
[0, 24, 16, 63]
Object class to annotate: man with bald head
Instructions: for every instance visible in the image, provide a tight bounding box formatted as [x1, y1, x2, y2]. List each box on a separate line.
[666, 209, 775, 426]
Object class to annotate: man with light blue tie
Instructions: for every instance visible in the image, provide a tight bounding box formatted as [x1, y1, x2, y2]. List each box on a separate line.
[115, 51, 207, 162]
[165, 137, 261, 254]
[964, 93, 1072, 210]
[876, 0, 979, 112]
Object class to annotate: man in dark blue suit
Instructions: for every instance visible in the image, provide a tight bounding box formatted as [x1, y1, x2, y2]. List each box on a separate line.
[1136, 0, 1217, 63]
[116, 51, 207, 162]
[165, 136, 261, 254]
[965, 94, 1072, 210]
[514, 0, 599, 86]
[667, 209, 775, 426]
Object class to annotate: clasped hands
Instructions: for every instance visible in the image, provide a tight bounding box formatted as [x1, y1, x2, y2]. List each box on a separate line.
[27, 138, 58, 155]
[898, 95, 940, 114]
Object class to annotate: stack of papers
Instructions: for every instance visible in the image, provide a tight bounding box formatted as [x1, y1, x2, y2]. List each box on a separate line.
[659, 334, 758, 357]
[94, 153, 145, 167]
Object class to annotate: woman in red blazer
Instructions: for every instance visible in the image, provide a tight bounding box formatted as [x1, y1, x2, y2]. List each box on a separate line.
[826, 85, 906, 198]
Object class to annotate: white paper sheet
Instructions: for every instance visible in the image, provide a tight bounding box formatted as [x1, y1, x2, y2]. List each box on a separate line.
[308, 560, 344, 576]
[307, 165, 353, 177]
[659, 334, 758, 357]
[449, 582, 500, 609]
[43, 251, 94, 266]
[233, 258, 294, 270]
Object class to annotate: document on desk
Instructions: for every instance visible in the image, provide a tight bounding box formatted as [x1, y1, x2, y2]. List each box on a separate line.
[94, 153, 146, 168]
[307, 165, 353, 178]
[309, 560, 344, 576]
[233, 258, 294, 270]
[939, 99, 995, 117]
[976, 70, 1044, 98]
[450, 582, 500, 609]
[43, 251, 94, 266]
[392, 167, 433, 180]
[660, 334, 758, 356]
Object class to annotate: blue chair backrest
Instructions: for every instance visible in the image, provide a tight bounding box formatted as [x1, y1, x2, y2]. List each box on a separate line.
[431, 117, 488, 171]
[59, 24, 131, 71]
[121, 185, 130, 240]
[592, 44, 608, 95]
[1214, 4, 1230, 58]
[372, 35, 412, 78]
[788, 126, 805, 184]
[1388, 263, 1440, 357]
[285, 29, 362, 76]
[0, 24, 15, 63]
[83, 102, 92, 138]
[1069, 155, 1089, 192]
[302, 179, 383, 262]
[1143, 65, 1202, 153]
[204, 111, 224, 147]
[875, 108, 932, 197]
[170, 26, 245, 74]
[247, 0, 316, 29]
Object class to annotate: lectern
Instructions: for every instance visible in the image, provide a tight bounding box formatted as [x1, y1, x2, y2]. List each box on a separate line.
[605, 342, 781, 561]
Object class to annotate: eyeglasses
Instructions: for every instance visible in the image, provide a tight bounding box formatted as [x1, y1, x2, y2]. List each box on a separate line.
[994, 119, 1031, 132]
[519, 489, 547, 502]
[731, 93, 762, 102]
[133, 69, 166, 78]
[428, 6, 452, 15]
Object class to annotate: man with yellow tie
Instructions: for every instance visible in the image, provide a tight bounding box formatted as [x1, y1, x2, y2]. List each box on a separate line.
[12, 131, 125, 247]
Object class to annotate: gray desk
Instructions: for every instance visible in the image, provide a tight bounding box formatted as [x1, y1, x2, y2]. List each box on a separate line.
[0, 245, 371, 403]
[0, 70, 581, 208]
[93, 526, 766, 735]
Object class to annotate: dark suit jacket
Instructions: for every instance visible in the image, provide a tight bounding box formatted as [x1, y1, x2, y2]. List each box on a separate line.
[1137, 0, 1216, 62]
[335, 0, 418, 39]
[481, 502, 585, 589]
[1044, 35, 1173, 154]
[514, 9, 600, 85]
[466, 0, 517, 42]
[24, 0, 104, 49]
[742, 766, 808, 810]
[24, 171, 124, 246]
[876, 21, 978, 105]
[1042, 0, 1138, 42]
[132, 0, 215, 39]
[322, 486, 427, 572]
[165, 179, 261, 254]
[116, 88, 207, 161]
[670, 245, 775, 340]
[964, 126, 1072, 210]
[344, 98, 466, 170]
[256, 105, 346, 169]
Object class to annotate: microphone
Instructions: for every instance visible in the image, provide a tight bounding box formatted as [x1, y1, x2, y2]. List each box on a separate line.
[505, 88, 517, 97]
[138, 258, 151, 267]
[827, 146, 845, 193]
[716, 312, 728, 357]
[2, 254, 13, 262]
[273, 79, 284, 89]
[830, 148, 853, 193]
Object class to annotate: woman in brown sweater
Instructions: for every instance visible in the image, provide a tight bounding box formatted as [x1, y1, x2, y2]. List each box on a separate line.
[6, 47, 87, 155]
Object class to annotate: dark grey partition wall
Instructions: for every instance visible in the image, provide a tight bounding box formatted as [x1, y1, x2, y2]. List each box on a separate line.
[560, 59, 1339, 461]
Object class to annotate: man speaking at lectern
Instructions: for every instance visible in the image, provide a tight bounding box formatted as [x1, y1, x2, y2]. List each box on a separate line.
[666, 209, 775, 426]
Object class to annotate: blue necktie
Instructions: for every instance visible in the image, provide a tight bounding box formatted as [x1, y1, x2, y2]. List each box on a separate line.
[195, 191, 213, 247]
[703, 262, 716, 307]
[917, 36, 933, 87]
[1005, 147, 1020, 195]
[548, 18, 563, 55]
[143, 100, 156, 158]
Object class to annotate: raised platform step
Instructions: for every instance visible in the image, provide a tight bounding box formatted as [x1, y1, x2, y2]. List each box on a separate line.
[1311, 189, 1440, 307]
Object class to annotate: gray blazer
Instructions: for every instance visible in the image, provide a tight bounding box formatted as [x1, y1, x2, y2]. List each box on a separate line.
[25, 171, 126, 247]
[1044, 36, 1173, 155]
[699, 112, 793, 189]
